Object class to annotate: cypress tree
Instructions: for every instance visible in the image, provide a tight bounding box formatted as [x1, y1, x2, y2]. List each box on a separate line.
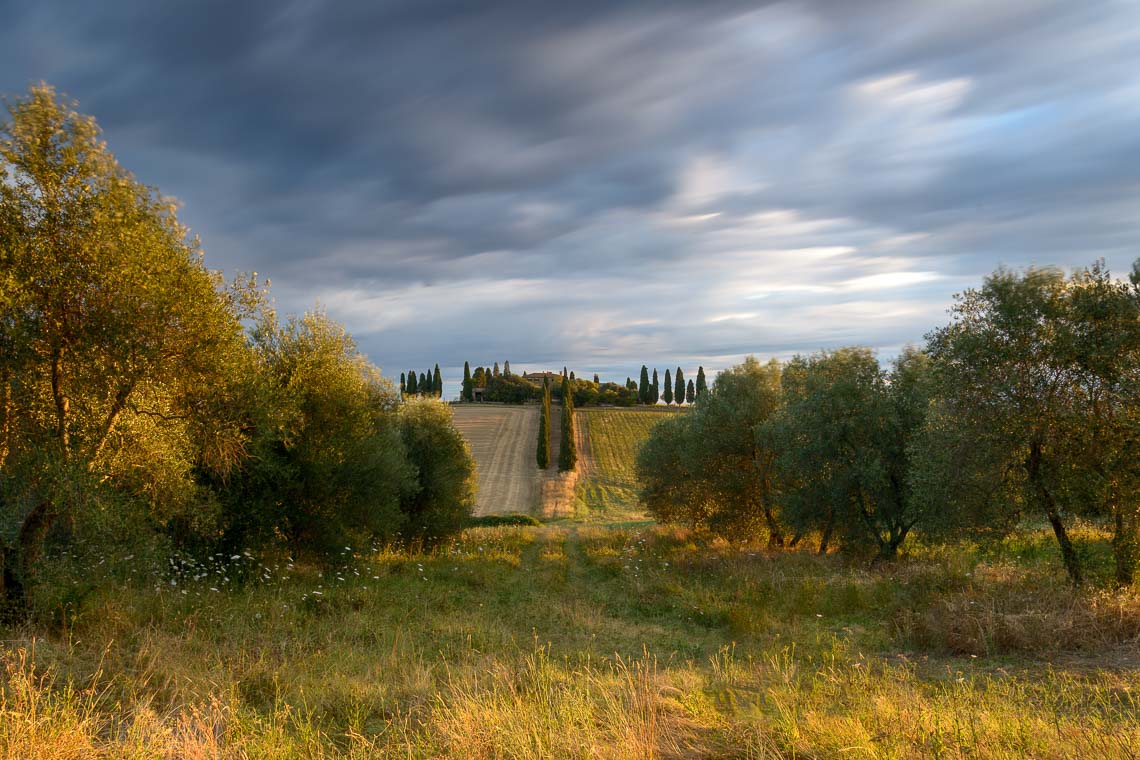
[433, 364, 442, 397]
[558, 376, 577, 471]
[686, 378, 695, 404]
[569, 370, 575, 381]
[407, 371, 418, 395]
[639, 366, 650, 404]
[462, 361, 473, 402]
[651, 369, 660, 404]
[537, 379, 551, 468]
[400, 372, 407, 397]
[420, 372, 428, 394]
[503, 360, 511, 376]
[674, 367, 685, 406]
[473, 366, 485, 388]
[663, 369, 673, 405]
[696, 366, 708, 396]
[593, 373, 600, 385]
[493, 361, 500, 377]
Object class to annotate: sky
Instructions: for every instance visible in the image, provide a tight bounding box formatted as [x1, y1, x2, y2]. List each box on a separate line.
[3, 0, 1139, 397]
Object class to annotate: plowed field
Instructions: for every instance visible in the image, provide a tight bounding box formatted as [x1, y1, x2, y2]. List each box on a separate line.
[451, 404, 540, 515]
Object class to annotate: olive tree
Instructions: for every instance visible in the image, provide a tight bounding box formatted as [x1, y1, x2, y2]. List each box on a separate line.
[921, 263, 1140, 585]
[638, 357, 787, 544]
[0, 85, 251, 610]
[763, 347, 931, 559]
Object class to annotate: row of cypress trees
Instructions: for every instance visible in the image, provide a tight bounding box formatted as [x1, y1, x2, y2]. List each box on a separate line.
[535, 371, 578, 472]
[400, 364, 442, 398]
[559, 372, 577, 472]
[536, 378, 551, 468]
[634, 365, 707, 405]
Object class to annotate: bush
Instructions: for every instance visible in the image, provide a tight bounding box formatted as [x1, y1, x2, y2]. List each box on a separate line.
[208, 311, 413, 557]
[467, 513, 541, 528]
[397, 399, 477, 545]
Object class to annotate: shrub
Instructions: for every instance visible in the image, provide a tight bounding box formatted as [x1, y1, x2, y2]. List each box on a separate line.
[208, 310, 413, 557]
[467, 513, 541, 527]
[397, 399, 477, 546]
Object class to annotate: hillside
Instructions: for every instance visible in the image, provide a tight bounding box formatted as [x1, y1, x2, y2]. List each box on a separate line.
[450, 404, 540, 515]
[575, 407, 685, 520]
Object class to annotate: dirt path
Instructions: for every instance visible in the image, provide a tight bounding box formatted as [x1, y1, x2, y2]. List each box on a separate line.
[451, 404, 540, 515]
[536, 403, 577, 520]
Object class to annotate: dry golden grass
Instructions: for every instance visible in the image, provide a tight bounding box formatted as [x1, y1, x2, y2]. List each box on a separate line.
[2, 523, 1139, 758]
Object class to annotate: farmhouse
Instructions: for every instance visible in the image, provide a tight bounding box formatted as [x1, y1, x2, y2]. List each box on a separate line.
[522, 371, 562, 386]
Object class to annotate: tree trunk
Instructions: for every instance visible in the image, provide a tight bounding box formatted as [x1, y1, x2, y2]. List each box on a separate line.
[0, 365, 11, 469]
[1045, 507, 1082, 586]
[0, 544, 26, 621]
[763, 505, 784, 548]
[88, 379, 136, 469]
[876, 526, 910, 562]
[1113, 511, 1137, 587]
[818, 514, 834, 555]
[1027, 441, 1083, 586]
[0, 501, 57, 619]
[51, 346, 71, 459]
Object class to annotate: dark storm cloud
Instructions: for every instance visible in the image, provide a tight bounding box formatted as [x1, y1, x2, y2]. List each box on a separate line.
[2, 0, 1138, 390]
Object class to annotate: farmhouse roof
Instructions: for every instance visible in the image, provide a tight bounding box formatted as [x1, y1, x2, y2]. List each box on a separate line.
[522, 371, 562, 381]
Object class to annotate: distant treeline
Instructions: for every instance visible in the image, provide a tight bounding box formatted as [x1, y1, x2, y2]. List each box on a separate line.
[638, 260, 1140, 587]
[0, 86, 477, 619]
[456, 360, 707, 406]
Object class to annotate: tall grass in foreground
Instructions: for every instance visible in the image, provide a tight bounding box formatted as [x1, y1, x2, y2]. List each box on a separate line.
[2, 524, 1138, 757]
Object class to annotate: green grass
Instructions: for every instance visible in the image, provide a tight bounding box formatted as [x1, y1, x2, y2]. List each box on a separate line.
[3, 523, 1138, 757]
[575, 408, 682, 520]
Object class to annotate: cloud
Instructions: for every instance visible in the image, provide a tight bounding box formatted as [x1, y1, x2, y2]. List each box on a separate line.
[2, 0, 1138, 393]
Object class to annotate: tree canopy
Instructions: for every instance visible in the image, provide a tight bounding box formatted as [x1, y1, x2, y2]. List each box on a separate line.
[0, 84, 477, 615]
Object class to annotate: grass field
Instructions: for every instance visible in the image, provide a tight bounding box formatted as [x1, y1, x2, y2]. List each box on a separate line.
[2, 523, 1138, 757]
[575, 408, 683, 520]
